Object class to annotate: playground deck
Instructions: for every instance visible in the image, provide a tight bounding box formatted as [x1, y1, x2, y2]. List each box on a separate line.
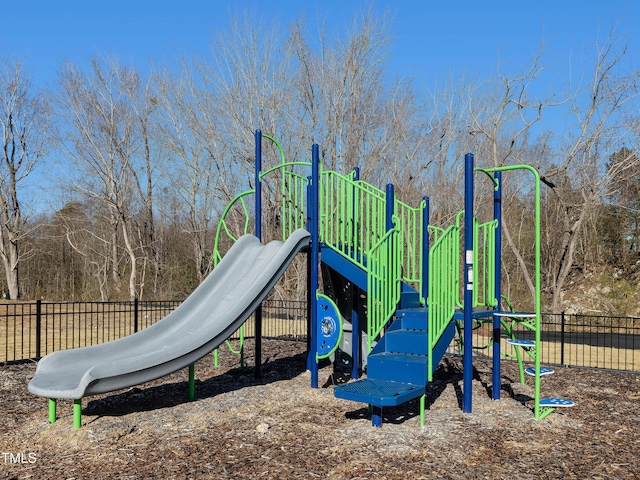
[3, 339, 639, 479]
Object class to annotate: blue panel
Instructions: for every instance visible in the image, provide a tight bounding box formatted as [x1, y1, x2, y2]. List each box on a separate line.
[316, 294, 342, 359]
[395, 309, 428, 330]
[399, 292, 421, 309]
[430, 322, 456, 375]
[320, 246, 368, 291]
[367, 352, 429, 385]
[384, 330, 429, 355]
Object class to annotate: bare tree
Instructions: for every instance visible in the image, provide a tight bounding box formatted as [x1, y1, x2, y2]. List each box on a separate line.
[0, 58, 50, 299]
[56, 57, 152, 300]
[154, 58, 240, 283]
[539, 32, 640, 312]
[288, 8, 397, 177]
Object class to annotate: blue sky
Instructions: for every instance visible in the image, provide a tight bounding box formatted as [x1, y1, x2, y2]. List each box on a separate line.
[1, 0, 638, 91]
[0, 0, 637, 212]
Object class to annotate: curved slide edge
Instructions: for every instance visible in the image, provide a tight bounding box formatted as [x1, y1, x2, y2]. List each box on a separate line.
[28, 229, 311, 400]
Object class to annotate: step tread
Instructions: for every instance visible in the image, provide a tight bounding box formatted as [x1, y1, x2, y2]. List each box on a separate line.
[333, 378, 424, 407]
[386, 329, 429, 337]
[494, 311, 536, 318]
[507, 339, 536, 347]
[525, 367, 554, 376]
[369, 352, 429, 362]
[396, 308, 428, 314]
[540, 397, 574, 407]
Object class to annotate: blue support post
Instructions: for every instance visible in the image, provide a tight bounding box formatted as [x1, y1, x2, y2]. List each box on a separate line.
[351, 167, 360, 379]
[385, 184, 395, 232]
[255, 130, 263, 380]
[372, 406, 383, 428]
[255, 130, 262, 239]
[351, 290, 360, 379]
[308, 144, 320, 388]
[463, 153, 474, 413]
[492, 171, 502, 400]
[306, 177, 313, 364]
[422, 196, 430, 304]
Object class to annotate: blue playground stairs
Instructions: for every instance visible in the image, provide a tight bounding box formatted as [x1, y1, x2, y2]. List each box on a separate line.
[330, 262, 456, 427]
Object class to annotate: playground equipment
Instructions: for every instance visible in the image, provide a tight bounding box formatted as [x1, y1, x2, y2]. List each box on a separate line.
[214, 133, 573, 427]
[29, 130, 572, 428]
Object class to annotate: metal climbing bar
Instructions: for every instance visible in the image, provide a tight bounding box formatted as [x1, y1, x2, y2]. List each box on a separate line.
[212, 190, 255, 266]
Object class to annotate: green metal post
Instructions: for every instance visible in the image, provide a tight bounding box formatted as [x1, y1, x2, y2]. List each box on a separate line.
[73, 399, 82, 429]
[213, 348, 219, 367]
[478, 164, 543, 419]
[188, 363, 195, 400]
[48, 398, 57, 423]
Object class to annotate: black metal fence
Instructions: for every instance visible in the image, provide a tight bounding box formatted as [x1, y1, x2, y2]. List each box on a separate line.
[238, 300, 308, 342]
[0, 300, 182, 364]
[2, 299, 639, 373]
[0, 299, 307, 364]
[462, 313, 640, 373]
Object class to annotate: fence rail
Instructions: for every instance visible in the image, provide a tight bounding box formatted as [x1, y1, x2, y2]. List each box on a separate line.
[0, 299, 307, 364]
[2, 299, 639, 373]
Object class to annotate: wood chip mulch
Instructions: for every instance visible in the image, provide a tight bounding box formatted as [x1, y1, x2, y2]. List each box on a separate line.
[1, 339, 639, 479]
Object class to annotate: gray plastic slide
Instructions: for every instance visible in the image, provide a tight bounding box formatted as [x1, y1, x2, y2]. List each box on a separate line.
[28, 229, 311, 400]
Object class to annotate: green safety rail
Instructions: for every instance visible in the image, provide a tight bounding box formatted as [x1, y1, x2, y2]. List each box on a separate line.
[396, 198, 426, 298]
[318, 169, 394, 348]
[319, 169, 386, 268]
[427, 222, 460, 380]
[318, 168, 424, 351]
[476, 164, 556, 420]
[366, 223, 401, 352]
[213, 190, 255, 267]
[473, 218, 498, 308]
[213, 134, 310, 265]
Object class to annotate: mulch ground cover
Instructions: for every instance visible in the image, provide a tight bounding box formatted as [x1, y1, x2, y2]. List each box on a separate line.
[1, 339, 639, 479]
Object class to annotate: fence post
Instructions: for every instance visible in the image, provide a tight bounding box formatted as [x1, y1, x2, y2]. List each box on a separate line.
[36, 299, 42, 359]
[134, 298, 139, 333]
[560, 311, 566, 366]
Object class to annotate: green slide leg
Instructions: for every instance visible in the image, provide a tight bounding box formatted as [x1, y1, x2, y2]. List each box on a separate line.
[73, 399, 82, 429]
[188, 363, 195, 401]
[49, 398, 57, 423]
